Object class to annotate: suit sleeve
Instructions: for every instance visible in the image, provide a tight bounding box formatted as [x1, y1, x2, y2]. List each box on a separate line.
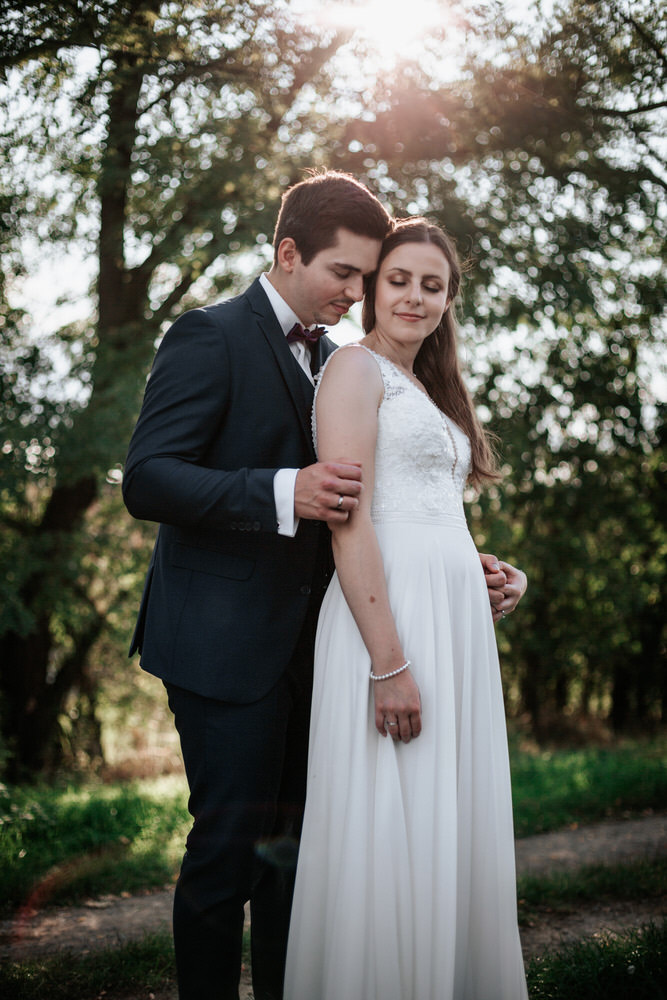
[122, 308, 279, 531]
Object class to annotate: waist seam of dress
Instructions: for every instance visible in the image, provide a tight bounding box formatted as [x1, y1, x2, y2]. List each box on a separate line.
[370, 511, 468, 528]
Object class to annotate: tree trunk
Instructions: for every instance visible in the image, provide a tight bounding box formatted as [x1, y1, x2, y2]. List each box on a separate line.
[0, 54, 146, 779]
[0, 476, 99, 778]
[610, 660, 632, 732]
[521, 649, 545, 737]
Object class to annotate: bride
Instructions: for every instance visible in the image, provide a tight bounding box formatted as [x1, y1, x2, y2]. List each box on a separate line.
[284, 218, 528, 999]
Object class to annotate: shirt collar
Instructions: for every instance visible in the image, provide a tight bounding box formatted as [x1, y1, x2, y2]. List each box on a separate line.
[259, 272, 304, 338]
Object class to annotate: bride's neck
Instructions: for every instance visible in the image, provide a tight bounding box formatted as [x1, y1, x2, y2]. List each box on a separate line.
[362, 332, 418, 374]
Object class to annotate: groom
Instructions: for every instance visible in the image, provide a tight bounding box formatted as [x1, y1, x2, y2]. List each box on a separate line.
[123, 171, 525, 1000]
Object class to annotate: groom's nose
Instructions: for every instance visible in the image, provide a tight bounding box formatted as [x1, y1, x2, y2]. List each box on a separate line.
[345, 273, 365, 302]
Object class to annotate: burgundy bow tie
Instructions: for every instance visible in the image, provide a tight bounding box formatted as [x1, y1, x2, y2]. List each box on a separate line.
[286, 323, 327, 345]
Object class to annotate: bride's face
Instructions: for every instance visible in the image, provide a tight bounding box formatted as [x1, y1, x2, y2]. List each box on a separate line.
[372, 241, 451, 347]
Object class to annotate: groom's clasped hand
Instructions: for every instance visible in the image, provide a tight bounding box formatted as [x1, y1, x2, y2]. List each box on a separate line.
[294, 459, 363, 522]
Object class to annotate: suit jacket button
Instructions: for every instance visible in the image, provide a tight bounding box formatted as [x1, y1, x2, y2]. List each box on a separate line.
[300, 585, 311, 595]
[230, 521, 237, 530]
[253, 521, 261, 531]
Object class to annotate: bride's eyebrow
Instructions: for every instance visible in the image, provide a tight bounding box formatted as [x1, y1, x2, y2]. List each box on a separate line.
[386, 266, 444, 284]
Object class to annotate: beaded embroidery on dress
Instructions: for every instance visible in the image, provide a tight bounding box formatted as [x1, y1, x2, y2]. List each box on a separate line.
[312, 345, 470, 522]
[287, 344, 527, 1000]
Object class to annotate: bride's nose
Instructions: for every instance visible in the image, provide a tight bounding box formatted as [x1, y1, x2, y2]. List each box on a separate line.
[406, 281, 423, 304]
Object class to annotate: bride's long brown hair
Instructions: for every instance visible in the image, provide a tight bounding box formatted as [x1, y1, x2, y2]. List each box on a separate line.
[362, 218, 499, 487]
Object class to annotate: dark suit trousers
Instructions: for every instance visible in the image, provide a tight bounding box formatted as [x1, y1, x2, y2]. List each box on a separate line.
[165, 601, 318, 1000]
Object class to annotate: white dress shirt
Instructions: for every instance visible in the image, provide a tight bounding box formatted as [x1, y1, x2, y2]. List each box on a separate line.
[259, 273, 319, 537]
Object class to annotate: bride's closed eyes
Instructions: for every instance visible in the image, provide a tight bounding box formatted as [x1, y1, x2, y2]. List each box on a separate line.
[387, 278, 444, 294]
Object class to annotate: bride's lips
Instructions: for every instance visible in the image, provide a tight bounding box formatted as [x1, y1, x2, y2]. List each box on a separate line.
[395, 312, 425, 321]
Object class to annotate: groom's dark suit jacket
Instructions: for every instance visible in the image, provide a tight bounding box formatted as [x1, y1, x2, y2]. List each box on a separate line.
[123, 277, 334, 702]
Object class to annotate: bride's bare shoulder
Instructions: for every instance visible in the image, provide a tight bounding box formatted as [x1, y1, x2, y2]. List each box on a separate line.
[319, 343, 383, 386]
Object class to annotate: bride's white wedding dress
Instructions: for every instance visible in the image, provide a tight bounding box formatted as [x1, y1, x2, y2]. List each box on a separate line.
[284, 346, 527, 1000]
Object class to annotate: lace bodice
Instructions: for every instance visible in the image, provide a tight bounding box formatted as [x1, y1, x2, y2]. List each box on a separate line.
[313, 345, 471, 521]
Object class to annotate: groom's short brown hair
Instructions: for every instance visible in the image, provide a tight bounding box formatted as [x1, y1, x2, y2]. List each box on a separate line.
[273, 170, 392, 265]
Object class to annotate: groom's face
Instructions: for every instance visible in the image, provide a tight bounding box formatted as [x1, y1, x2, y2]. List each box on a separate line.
[288, 228, 381, 327]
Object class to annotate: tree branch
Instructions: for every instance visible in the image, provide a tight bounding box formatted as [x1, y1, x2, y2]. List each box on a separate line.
[0, 510, 35, 535]
[150, 269, 206, 327]
[617, 9, 667, 68]
[637, 165, 667, 193]
[264, 30, 353, 131]
[593, 100, 667, 118]
[149, 246, 239, 328]
[0, 37, 93, 70]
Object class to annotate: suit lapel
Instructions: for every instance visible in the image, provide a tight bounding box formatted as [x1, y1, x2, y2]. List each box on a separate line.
[246, 279, 315, 455]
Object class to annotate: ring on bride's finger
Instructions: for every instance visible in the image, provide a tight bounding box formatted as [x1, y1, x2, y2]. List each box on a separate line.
[501, 609, 507, 618]
[336, 495, 344, 509]
[385, 720, 398, 728]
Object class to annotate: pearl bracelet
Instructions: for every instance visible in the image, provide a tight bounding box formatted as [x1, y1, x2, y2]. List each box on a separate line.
[369, 659, 411, 681]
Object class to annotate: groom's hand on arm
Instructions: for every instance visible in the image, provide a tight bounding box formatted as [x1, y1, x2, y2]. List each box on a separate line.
[295, 460, 362, 523]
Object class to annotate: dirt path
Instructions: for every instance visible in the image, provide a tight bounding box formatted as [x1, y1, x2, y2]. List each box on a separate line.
[514, 813, 666, 958]
[514, 813, 667, 875]
[2, 814, 665, 997]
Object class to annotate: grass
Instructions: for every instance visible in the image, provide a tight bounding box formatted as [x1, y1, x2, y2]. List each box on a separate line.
[526, 920, 667, 999]
[1, 737, 664, 997]
[0, 930, 176, 1000]
[0, 776, 188, 916]
[0, 928, 252, 1000]
[1, 736, 665, 914]
[1, 922, 663, 999]
[510, 737, 667, 837]
[517, 856, 667, 925]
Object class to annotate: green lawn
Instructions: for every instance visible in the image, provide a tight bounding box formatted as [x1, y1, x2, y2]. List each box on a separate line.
[510, 737, 667, 837]
[1, 736, 665, 913]
[1, 738, 665, 998]
[526, 921, 666, 999]
[517, 856, 667, 925]
[0, 776, 188, 915]
[0, 931, 177, 1000]
[1, 922, 664, 999]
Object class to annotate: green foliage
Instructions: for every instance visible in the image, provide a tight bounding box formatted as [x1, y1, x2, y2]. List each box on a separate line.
[0, 0, 354, 776]
[518, 857, 667, 923]
[1, 739, 664, 916]
[0, 0, 665, 776]
[526, 921, 667, 999]
[511, 740, 667, 835]
[0, 776, 188, 915]
[339, 0, 666, 732]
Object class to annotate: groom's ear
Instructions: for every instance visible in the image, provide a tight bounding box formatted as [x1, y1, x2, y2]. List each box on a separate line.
[276, 237, 300, 273]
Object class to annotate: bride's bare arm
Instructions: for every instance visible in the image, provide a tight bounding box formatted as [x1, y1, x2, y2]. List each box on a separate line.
[315, 348, 422, 743]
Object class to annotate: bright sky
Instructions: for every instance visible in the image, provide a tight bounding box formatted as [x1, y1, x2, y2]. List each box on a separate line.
[291, 0, 464, 63]
[290, 0, 554, 60]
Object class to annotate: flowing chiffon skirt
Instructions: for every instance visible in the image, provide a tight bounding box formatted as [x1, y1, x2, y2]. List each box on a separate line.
[284, 514, 528, 1000]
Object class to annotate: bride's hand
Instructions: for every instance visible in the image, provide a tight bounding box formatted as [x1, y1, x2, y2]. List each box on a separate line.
[373, 668, 422, 743]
